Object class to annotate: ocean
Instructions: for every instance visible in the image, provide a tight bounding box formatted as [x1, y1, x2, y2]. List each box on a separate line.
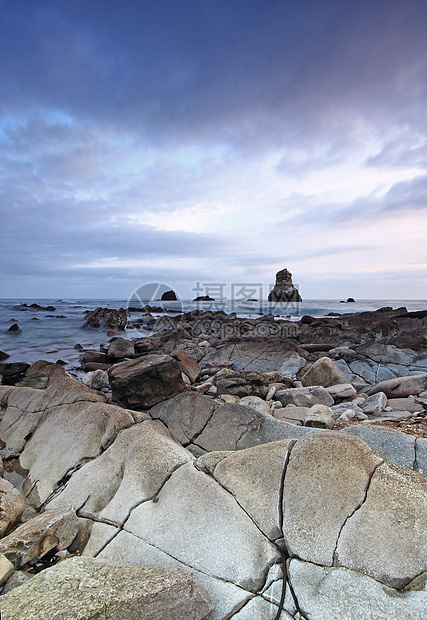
[0, 298, 426, 370]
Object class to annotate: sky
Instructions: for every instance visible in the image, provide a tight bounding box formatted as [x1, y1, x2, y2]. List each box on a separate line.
[1, 0, 427, 301]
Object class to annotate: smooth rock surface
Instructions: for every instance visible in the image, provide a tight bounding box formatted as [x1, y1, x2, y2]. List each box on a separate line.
[304, 404, 334, 429]
[0, 479, 25, 537]
[367, 373, 427, 398]
[342, 425, 416, 469]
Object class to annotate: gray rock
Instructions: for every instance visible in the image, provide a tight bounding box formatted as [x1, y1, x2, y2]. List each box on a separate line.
[301, 357, 348, 388]
[0, 505, 79, 569]
[99, 463, 279, 592]
[367, 373, 427, 398]
[277, 353, 307, 378]
[326, 383, 357, 400]
[272, 406, 309, 425]
[331, 402, 364, 419]
[335, 461, 427, 588]
[0, 557, 214, 620]
[215, 371, 269, 398]
[361, 392, 387, 414]
[275, 386, 334, 408]
[342, 425, 416, 469]
[283, 432, 384, 566]
[0, 569, 32, 594]
[206, 440, 294, 539]
[304, 404, 334, 429]
[0, 479, 25, 537]
[387, 397, 424, 413]
[150, 391, 217, 447]
[108, 354, 186, 410]
[415, 438, 427, 474]
[239, 396, 271, 416]
[172, 349, 201, 383]
[83, 369, 110, 390]
[289, 559, 427, 620]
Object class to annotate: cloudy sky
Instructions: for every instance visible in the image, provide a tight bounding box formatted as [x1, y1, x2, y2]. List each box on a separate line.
[1, 0, 427, 301]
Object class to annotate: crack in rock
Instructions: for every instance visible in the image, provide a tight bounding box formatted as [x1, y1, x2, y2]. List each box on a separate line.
[332, 458, 385, 566]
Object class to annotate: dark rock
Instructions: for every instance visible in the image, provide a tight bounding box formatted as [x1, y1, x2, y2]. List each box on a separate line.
[268, 268, 302, 302]
[0, 363, 30, 385]
[193, 295, 215, 301]
[0, 351, 10, 361]
[215, 370, 270, 398]
[7, 324, 20, 332]
[79, 351, 108, 366]
[161, 290, 178, 301]
[108, 354, 186, 410]
[83, 307, 127, 331]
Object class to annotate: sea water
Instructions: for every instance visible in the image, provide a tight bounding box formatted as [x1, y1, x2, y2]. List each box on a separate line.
[0, 298, 426, 369]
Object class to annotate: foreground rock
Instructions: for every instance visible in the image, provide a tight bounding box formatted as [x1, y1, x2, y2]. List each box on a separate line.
[0, 557, 214, 620]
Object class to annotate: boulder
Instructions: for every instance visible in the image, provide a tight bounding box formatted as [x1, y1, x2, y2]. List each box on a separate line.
[277, 353, 307, 378]
[342, 425, 416, 469]
[275, 386, 334, 408]
[272, 406, 309, 425]
[304, 404, 334, 429]
[161, 290, 178, 301]
[326, 383, 357, 400]
[107, 338, 135, 360]
[361, 392, 387, 414]
[83, 369, 110, 391]
[238, 396, 271, 416]
[0, 479, 25, 537]
[108, 354, 186, 410]
[387, 397, 424, 413]
[0, 505, 79, 569]
[0, 557, 214, 620]
[215, 371, 269, 398]
[301, 356, 348, 387]
[367, 374, 427, 398]
[268, 268, 302, 302]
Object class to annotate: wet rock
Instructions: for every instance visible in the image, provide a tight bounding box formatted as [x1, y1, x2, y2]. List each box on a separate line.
[7, 324, 20, 333]
[0, 557, 214, 620]
[108, 354, 186, 410]
[83, 307, 127, 331]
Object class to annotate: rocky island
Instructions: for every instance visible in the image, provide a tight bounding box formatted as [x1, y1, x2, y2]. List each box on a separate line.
[268, 269, 302, 302]
[0, 304, 426, 619]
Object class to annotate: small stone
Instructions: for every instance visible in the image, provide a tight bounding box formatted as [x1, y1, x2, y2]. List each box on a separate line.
[362, 392, 387, 414]
[301, 357, 348, 388]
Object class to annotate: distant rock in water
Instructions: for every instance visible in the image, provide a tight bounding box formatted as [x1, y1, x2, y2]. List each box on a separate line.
[340, 298, 355, 303]
[193, 295, 215, 302]
[161, 290, 178, 301]
[7, 323, 21, 332]
[268, 269, 302, 302]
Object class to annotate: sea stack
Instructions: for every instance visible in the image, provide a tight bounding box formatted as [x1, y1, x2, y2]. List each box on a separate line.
[268, 268, 302, 302]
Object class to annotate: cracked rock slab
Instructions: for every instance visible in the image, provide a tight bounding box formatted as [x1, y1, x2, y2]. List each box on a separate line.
[0, 557, 214, 620]
[94, 529, 253, 620]
[283, 431, 384, 565]
[335, 461, 427, 588]
[289, 559, 427, 620]
[122, 462, 279, 591]
[204, 440, 294, 539]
